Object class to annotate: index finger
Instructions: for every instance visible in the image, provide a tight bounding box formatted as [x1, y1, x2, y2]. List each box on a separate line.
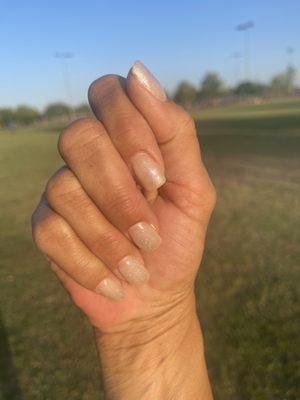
[126, 61, 216, 209]
[88, 74, 166, 200]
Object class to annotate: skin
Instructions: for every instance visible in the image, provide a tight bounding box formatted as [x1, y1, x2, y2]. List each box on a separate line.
[32, 66, 216, 399]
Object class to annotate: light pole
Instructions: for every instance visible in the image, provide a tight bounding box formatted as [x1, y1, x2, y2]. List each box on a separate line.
[236, 21, 254, 81]
[286, 47, 296, 95]
[54, 51, 76, 120]
[286, 47, 295, 67]
[231, 51, 242, 85]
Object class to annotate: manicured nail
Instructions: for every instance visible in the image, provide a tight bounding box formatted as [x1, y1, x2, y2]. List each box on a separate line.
[95, 278, 125, 301]
[128, 222, 162, 252]
[118, 255, 150, 286]
[131, 152, 166, 191]
[131, 61, 167, 102]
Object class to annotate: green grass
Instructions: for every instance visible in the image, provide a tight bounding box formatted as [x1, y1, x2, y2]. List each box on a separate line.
[196, 98, 300, 120]
[1, 99, 300, 399]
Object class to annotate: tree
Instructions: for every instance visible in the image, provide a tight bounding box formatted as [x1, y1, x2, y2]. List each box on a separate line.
[0, 108, 15, 127]
[200, 72, 224, 99]
[234, 81, 267, 96]
[270, 66, 297, 96]
[173, 81, 198, 108]
[0, 106, 39, 127]
[14, 105, 39, 125]
[44, 102, 71, 119]
[75, 104, 92, 116]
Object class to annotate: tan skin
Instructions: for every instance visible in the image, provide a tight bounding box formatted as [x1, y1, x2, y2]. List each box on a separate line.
[32, 63, 216, 399]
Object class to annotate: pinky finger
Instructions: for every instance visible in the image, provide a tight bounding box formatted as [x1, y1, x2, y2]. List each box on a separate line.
[32, 198, 126, 302]
[48, 261, 130, 328]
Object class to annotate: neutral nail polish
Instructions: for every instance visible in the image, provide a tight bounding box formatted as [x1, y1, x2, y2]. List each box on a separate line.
[128, 222, 162, 252]
[95, 278, 125, 301]
[118, 255, 150, 286]
[131, 60, 167, 102]
[131, 152, 166, 191]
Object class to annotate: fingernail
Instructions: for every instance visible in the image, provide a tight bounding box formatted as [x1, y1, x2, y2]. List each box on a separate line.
[131, 60, 167, 102]
[128, 222, 162, 252]
[118, 255, 150, 286]
[95, 278, 125, 301]
[131, 152, 166, 191]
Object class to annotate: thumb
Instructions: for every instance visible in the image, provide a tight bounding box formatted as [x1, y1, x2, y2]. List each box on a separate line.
[126, 61, 215, 210]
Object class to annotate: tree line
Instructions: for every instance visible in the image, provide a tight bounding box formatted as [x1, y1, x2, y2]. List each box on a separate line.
[0, 103, 91, 128]
[174, 65, 297, 108]
[0, 66, 297, 128]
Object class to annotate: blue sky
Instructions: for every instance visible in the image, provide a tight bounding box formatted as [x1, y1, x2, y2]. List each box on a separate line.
[1, 0, 299, 109]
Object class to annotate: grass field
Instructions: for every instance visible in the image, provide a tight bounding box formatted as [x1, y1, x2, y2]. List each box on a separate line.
[1, 99, 299, 399]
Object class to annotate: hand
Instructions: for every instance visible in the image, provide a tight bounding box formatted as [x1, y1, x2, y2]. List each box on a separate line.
[32, 61, 216, 399]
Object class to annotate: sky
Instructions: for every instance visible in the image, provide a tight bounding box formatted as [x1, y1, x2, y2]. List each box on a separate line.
[1, 0, 299, 109]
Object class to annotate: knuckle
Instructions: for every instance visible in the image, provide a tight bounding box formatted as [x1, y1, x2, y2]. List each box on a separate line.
[178, 112, 196, 135]
[109, 186, 141, 218]
[171, 103, 196, 135]
[58, 118, 104, 158]
[113, 118, 141, 143]
[90, 229, 121, 256]
[45, 168, 79, 203]
[75, 257, 107, 288]
[32, 211, 66, 251]
[200, 179, 217, 214]
[203, 182, 217, 214]
[183, 176, 217, 220]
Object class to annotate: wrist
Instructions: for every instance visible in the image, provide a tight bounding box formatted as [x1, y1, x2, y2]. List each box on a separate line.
[95, 292, 212, 399]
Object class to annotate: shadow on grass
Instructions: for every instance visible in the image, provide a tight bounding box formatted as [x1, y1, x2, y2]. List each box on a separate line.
[0, 313, 22, 400]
